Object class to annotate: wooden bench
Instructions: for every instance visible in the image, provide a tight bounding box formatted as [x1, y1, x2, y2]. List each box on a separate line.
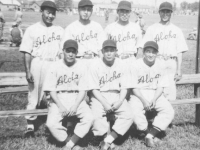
[0, 73, 200, 126]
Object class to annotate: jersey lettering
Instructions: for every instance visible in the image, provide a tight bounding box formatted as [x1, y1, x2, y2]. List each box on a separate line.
[138, 74, 161, 84]
[154, 30, 176, 43]
[99, 71, 121, 87]
[108, 31, 136, 43]
[34, 32, 61, 48]
[75, 30, 97, 43]
[57, 72, 79, 86]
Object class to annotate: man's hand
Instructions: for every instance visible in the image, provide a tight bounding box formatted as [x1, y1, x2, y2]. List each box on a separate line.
[26, 71, 34, 83]
[142, 100, 151, 111]
[150, 99, 156, 109]
[68, 105, 78, 117]
[111, 100, 123, 111]
[58, 105, 68, 117]
[174, 70, 182, 82]
[103, 103, 113, 113]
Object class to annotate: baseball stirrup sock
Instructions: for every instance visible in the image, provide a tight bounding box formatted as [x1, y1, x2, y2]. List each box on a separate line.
[149, 126, 161, 137]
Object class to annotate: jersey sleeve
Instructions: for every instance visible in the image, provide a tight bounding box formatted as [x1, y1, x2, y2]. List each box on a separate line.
[120, 62, 132, 89]
[88, 63, 100, 90]
[129, 63, 139, 89]
[176, 28, 189, 54]
[43, 65, 58, 92]
[19, 26, 34, 54]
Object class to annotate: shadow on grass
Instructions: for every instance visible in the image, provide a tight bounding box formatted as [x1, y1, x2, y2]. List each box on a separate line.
[173, 121, 196, 127]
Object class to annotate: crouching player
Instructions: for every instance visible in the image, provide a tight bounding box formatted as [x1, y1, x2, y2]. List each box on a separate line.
[88, 39, 134, 150]
[43, 40, 94, 150]
[129, 41, 174, 147]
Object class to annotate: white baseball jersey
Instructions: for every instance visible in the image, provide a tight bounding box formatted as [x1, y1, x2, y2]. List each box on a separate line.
[142, 23, 188, 56]
[104, 21, 142, 55]
[88, 58, 130, 91]
[130, 58, 169, 90]
[20, 22, 64, 59]
[43, 59, 87, 92]
[62, 20, 105, 56]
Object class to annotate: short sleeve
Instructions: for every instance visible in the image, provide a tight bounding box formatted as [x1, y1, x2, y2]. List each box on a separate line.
[43, 65, 58, 92]
[88, 63, 100, 90]
[120, 63, 132, 89]
[78, 64, 88, 91]
[19, 27, 34, 54]
[177, 28, 188, 54]
[129, 63, 139, 88]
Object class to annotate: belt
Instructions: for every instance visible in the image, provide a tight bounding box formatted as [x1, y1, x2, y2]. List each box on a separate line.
[57, 90, 79, 94]
[157, 55, 177, 61]
[77, 53, 99, 59]
[102, 90, 120, 93]
[37, 57, 56, 61]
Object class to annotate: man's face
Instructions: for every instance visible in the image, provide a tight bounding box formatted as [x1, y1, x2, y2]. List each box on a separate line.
[41, 7, 56, 25]
[63, 48, 77, 63]
[159, 9, 172, 23]
[117, 9, 131, 22]
[102, 47, 117, 62]
[78, 6, 93, 20]
[143, 47, 158, 63]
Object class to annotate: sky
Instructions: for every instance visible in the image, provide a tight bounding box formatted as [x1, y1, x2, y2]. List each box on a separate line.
[73, 0, 199, 7]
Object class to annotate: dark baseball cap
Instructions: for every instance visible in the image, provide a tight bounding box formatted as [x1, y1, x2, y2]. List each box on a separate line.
[117, 1, 131, 11]
[102, 40, 117, 49]
[63, 40, 78, 51]
[41, 1, 57, 10]
[159, 2, 173, 11]
[143, 41, 159, 51]
[78, 0, 93, 7]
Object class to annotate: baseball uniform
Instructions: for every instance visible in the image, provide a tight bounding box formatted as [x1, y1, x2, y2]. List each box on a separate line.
[44, 59, 93, 142]
[129, 58, 174, 131]
[88, 58, 133, 136]
[62, 20, 105, 57]
[104, 21, 142, 59]
[20, 22, 64, 120]
[142, 22, 188, 100]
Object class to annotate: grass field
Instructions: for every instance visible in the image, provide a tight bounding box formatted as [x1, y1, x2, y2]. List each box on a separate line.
[0, 11, 199, 150]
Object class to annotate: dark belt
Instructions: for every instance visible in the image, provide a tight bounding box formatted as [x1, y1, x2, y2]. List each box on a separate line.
[57, 90, 79, 94]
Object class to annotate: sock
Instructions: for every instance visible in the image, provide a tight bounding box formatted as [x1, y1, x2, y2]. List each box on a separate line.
[104, 131, 118, 144]
[66, 134, 80, 148]
[27, 124, 34, 130]
[148, 126, 161, 137]
[66, 140, 75, 148]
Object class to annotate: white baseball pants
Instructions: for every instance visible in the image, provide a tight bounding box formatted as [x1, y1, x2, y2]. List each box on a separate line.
[90, 91, 134, 136]
[46, 92, 94, 142]
[162, 59, 177, 101]
[129, 89, 174, 131]
[25, 57, 55, 120]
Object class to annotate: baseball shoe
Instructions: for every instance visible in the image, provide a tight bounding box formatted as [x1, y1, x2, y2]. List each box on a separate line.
[144, 137, 156, 148]
[24, 127, 34, 137]
[72, 145, 84, 150]
[99, 141, 111, 150]
[153, 137, 162, 146]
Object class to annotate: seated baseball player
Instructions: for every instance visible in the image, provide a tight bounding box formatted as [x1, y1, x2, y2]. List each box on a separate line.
[43, 40, 94, 150]
[88, 39, 134, 150]
[129, 41, 175, 147]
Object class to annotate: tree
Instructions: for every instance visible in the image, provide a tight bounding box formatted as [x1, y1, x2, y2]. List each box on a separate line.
[55, 0, 73, 8]
[190, 2, 199, 12]
[180, 1, 188, 10]
[173, 1, 177, 11]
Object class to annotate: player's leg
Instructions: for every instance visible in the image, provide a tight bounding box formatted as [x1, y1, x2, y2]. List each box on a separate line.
[66, 101, 94, 149]
[163, 59, 177, 101]
[46, 102, 68, 142]
[145, 95, 174, 147]
[129, 95, 148, 137]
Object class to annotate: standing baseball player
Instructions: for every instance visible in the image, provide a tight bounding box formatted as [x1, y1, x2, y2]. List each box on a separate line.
[14, 7, 23, 21]
[104, 1, 142, 60]
[88, 39, 133, 150]
[129, 41, 174, 147]
[142, 2, 188, 101]
[44, 40, 93, 150]
[62, 0, 105, 58]
[19, 1, 64, 135]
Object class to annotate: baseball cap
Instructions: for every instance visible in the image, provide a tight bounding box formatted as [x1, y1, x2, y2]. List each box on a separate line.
[102, 40, 117, 49]
[117, 1, 131, 11]
[78, 0, 93, 7]
[63, 40, 78, 51]
[41, 1, 57, 10]
[143, 41, 159, 51]
[159, 2, 173, 11]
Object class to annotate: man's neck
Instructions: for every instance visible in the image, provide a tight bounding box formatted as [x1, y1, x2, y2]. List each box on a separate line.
[160, 20, 170, 25]
[63, 59, 76, 67]
[103, 58, 115, 67]
[79, 18, 90, 25]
